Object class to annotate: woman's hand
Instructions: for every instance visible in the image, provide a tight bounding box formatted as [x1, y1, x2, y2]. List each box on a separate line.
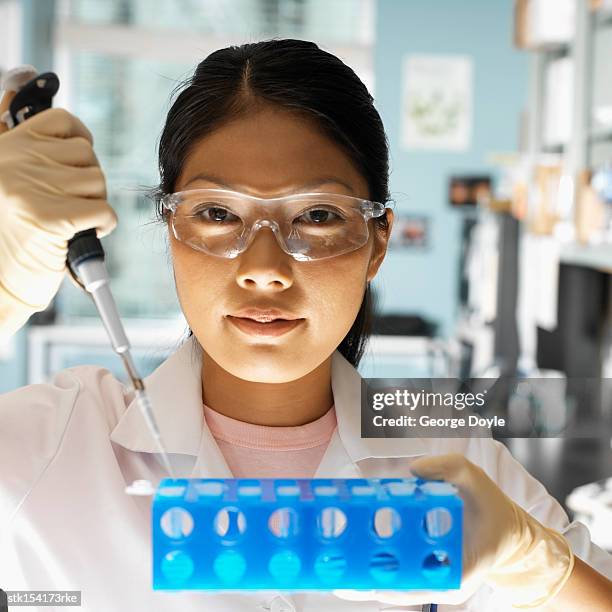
[0, 86, 117, 339]
[334, 453, 575, 608]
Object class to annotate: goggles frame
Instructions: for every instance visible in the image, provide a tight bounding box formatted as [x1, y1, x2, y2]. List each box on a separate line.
[160, 188, 390, 261]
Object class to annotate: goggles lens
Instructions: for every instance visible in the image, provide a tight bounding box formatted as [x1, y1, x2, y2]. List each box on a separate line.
[162, 189, 387, 261]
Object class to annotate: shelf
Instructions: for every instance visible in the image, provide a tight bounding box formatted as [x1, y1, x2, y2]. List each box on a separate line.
[559, 242, 612, 272]
[541, 142, 566, 153]
[594, 11, 612, 29]
[535, 41, 571, 55]
[589, 127, 612, 143]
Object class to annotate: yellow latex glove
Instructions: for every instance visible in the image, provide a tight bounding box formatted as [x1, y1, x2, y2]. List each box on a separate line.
[334, 453, 574, 608]
[0, 84, 117, 340]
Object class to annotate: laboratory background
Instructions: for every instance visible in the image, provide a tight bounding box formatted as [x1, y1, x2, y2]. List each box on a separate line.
[1, 0, 611, 553]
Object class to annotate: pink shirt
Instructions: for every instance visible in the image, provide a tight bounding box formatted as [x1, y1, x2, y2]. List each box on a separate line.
[203, 403, 337, 478]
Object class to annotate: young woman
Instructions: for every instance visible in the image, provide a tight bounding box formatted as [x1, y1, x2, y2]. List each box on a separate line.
[0, 40, 610, 612]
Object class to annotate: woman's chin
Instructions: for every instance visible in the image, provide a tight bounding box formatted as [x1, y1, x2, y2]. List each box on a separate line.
[219, 344, 318, 383]
[239, 356, 304, 382]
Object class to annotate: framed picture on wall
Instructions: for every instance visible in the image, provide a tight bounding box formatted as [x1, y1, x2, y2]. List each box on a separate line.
[389, 214, 429, 249]
[448, 175, 492, 207]
[401, 54, 473, 151]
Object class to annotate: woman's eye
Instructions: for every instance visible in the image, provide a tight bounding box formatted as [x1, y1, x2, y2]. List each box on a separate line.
[297, 208, 343, 224]
[192, 206, 239, 223]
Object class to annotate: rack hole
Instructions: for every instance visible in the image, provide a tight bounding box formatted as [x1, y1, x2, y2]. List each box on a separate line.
[276, 485, 300, 497]
[317, 507, 347, 539]
[160, 507, 194, 539]
[268, 507, 299, 538]
[351, 485, 375, 496]
[195, 482, 224, 497]
[373, 507, 402, 538]
[314, 551, 347, 582]
[213, 550, 247, 583]
[422, 550, 451, 579]
[424, 508, 453, 538]
[161, 550, 194, 584]
[268, 550, 301, 583]
[238, 485, 262, 497]
[213, 507, 247, 540]
[158, 485, 185, 497]
[313, 485, 338, 496]
[369, 551, 400, 584]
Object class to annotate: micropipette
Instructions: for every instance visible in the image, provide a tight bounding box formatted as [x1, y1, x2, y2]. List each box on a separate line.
[5, 70, 176, 479]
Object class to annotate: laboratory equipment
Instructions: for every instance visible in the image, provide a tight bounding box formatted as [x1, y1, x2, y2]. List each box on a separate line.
[152, 477, 463, 591]
[4, 70, 175, 478]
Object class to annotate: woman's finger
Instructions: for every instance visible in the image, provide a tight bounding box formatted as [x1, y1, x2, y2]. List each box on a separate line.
[410, 453, 471, 483]
[29, 135, 99, 168]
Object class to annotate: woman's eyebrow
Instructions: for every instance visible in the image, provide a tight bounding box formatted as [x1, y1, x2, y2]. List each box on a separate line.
[182, 173, 355, 194]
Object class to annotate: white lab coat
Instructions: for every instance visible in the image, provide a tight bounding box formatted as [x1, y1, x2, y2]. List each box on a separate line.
[0, 336, 610, 612]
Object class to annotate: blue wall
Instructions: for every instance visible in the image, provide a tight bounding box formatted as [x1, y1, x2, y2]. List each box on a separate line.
[372, 0, 528, 336]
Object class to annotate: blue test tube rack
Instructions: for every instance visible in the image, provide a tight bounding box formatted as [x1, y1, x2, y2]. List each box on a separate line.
[152, 477, 462, 591]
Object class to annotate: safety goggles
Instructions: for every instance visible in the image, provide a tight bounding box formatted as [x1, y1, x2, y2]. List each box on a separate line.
[160, 188, 388, 261]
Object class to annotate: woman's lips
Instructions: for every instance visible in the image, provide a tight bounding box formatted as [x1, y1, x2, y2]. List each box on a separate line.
[227, 315, 304, 337]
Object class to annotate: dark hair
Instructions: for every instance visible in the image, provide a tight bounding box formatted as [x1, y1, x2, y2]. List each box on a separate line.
[149, 38, 391, 367]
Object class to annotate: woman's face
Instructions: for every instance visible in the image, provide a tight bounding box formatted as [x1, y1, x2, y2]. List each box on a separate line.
[170, 105, 393, 383]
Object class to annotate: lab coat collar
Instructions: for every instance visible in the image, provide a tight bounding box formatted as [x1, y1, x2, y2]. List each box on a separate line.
[110, 336, 204, 456]
[110, 336, 426, 463]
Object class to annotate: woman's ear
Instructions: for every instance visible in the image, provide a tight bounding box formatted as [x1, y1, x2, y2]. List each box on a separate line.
[366, 208, 394, 282]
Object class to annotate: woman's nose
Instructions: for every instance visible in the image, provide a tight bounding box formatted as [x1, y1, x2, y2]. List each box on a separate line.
[234, 226, 294, 290]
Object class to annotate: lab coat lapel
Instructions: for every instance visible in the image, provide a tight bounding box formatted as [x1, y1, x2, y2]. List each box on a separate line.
[110, 336, 204, 455]
[111, 336, 237, 478]
[189, 418, 234, 478]
[326, 349, 428, 475]
[313, 430, 363, 478]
